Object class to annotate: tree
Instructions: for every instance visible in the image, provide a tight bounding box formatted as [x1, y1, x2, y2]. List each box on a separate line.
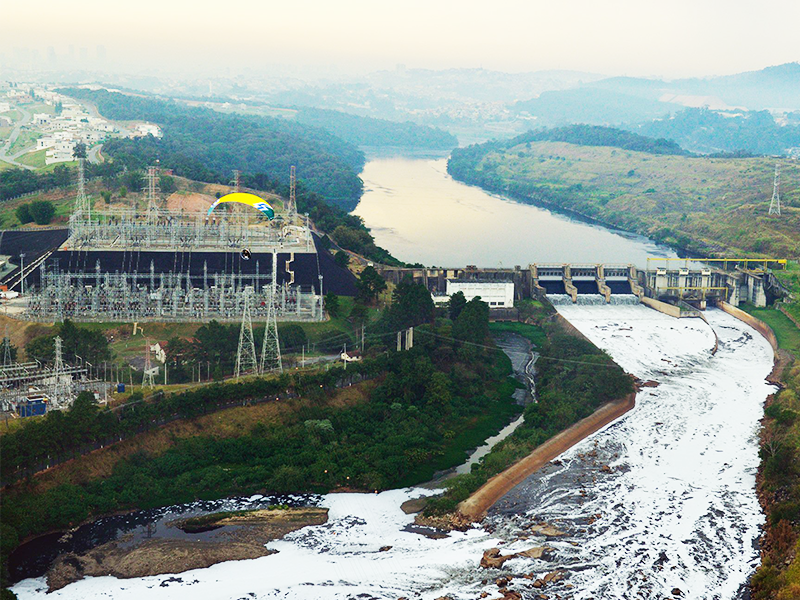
[356, 266, 387, 304]
[73, 143, 87, 160]
[325, 293, 341, 318]
[448, 291, 467, 321]
[28, 201, 55, 225]
[334, 250, 350, 268]
[453, 297, 490, 344]
[118, 186, 128, 198]
[101, 190, 112, 203]
[387, 277, 434, 328]
[160, 175, 176, 194]
[15, 204, 32, 224]
[349, 301, 369, 326]
[278, 324, 307, 352]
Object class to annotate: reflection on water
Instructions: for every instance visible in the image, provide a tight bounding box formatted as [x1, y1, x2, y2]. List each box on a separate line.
[353, 157, 678, 268]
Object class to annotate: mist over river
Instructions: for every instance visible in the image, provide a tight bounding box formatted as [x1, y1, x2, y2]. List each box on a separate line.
[13, 305, 775, 600]
[353, 155, 678, 268]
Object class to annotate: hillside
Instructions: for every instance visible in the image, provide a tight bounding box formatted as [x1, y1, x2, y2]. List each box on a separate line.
[60, 88, 365, 210]
[448, 137, 800, 257]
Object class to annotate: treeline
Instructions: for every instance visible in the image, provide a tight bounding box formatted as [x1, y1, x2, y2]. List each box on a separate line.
[59, 88, 365, 210]
[293, 107, 458, 149]
[751, 357, 800, 598]
[629, 107, 800, 156]
[516, 124, 689, 156]
[1, 284, 518, 587]
[0, 161, 121, 201]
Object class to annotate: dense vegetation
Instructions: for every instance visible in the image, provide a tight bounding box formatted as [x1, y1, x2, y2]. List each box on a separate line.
[0, 161, 121, 201]
[293, 107, 458, 149]
[512, 125, 689, 156]
[448, 137, 800, 258]
[425, 303, 634, 514]
[60, 88, 365, 210]
[0, 284, 519, 591]
[750, 266, 800, 599]
[630, 108, 800, 156]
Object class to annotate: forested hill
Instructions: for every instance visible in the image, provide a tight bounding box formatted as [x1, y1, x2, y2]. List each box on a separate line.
[510, 125, 689, 155]
[292, 107, 458, 149]
[448, 125, 688, 183]
[60, 88, 365, 211]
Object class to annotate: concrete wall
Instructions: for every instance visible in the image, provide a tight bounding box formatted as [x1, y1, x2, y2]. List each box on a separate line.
[718, 301, 779, 356]
[641, 296, 682, 318]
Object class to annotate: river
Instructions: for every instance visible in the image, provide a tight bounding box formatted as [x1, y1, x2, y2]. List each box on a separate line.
[353, 154, 678, 268]
[12, 306, 775, 600]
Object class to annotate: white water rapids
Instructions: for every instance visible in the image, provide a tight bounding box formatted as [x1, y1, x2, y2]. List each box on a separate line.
[13, 305, 775, 600]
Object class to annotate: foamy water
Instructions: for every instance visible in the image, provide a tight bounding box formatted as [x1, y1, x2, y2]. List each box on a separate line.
[13, 306, 775, 600]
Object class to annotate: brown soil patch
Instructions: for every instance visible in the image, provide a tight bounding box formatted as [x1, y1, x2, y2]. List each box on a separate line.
[165, 191, 216, 212]
[47, 507, 328, 591]
[458, 392, 636, 520]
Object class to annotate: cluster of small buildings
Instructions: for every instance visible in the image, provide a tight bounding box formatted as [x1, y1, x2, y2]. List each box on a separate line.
[4, 84, 163, 166]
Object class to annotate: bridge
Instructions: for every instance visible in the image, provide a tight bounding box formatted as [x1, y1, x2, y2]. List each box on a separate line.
[378, 258, 788, 310]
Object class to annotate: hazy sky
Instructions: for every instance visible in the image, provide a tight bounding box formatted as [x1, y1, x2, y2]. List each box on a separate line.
[3, 0, 799, 77]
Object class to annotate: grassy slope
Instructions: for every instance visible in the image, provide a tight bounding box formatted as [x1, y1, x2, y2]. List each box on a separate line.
[475, 140, 800, 257]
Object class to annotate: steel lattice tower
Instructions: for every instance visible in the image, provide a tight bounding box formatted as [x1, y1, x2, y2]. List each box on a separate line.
[2, 329, 12, 367]
[142, 339, 155, 388]
[145, 165, 160, 221]
[288, 166, 296, 217]
[235, 289, 258, 379]
[260, 292, 283, 374]
[768, 163, 782, 216]
[75, 157, 90, 220]
[51, 336, 67, 407]
[232, 170, 241, 193]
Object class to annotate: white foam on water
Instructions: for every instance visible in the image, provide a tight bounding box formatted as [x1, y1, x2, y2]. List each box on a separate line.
[517, 304, 775, 600]
[13, 305, 776, 600]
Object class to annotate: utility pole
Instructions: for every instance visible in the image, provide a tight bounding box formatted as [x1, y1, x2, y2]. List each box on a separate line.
[19, 253, 25, 295]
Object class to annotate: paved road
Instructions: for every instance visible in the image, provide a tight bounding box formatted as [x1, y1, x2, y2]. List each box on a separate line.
[0, 107, 35, 170]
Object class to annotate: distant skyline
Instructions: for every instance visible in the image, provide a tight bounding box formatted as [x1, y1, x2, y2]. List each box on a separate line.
[3, 0, 799, 79]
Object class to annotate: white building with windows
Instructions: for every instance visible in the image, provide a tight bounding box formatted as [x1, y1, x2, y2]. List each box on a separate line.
[442, 280, 515, 308]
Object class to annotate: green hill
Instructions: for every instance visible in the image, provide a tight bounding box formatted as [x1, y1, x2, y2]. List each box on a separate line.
[448, 136, 800, 258]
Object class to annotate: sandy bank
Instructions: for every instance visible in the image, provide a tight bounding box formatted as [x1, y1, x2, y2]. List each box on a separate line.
[46, 507, 328, 592]
[458, 392, 636, 520]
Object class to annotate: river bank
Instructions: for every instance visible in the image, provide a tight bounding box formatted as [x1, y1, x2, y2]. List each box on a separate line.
[44, 507, 328, 592]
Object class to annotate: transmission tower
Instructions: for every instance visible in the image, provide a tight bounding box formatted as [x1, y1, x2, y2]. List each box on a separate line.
[144, 165, 161, 221]
[75, 157, 90, 220]
[2, 327, 12, 367]
[288, 165, 296, 218]
[51, 336, 67, 407]
[232, 169, 241, 193]
[142, 339, 155, 388]
[235, 289, 258, 379]
[260, 292, 283, 374]
[768, 162, 782, 216]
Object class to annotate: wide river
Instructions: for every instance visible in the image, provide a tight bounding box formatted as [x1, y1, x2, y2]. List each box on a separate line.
[353, 154, 678, 268]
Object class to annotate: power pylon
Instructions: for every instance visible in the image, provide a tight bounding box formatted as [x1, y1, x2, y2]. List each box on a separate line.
[260, 292, 282, 374]
[51, 336, 67, 407]
[2, 326, 12, 367]
[75, 157, 90, 220]
[288, 166, 296, 218]
[145, 165, 160, 221]
[235, 288, 258, 379]
[142, 339, 155, 388]
[232, 169, 241, 193]
[768, 162, 781, 216]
